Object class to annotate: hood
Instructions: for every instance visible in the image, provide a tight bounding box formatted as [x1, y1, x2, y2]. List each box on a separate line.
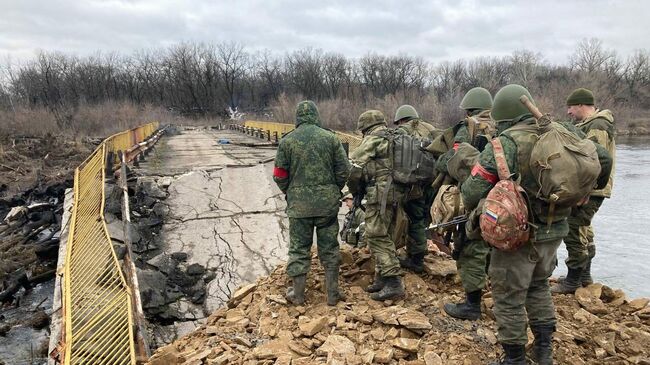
[295, 100, 321, 127]
[587, 109, 614, 124]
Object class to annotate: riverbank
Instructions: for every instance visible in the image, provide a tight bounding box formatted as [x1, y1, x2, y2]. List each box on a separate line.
[147, 247, 650, 365]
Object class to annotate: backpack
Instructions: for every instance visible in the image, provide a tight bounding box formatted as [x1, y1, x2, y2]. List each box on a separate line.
[378, 129, 437, 185]
[430, 184, 464, 235]
[529, 121, 601, 208]
[480, 139, 530, 251]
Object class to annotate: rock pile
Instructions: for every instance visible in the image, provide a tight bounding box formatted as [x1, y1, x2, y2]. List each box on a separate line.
[147, 246, 650, 365]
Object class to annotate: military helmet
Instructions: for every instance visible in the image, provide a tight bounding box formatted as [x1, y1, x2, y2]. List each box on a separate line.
[490, 84, 535, 123]
[460, 87, 493, 111]
[393, 105, 419, 124]
[357, 110, 386, 132]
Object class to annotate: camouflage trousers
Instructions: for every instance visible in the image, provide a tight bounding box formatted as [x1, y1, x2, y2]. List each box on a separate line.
[404, 194, 428, 257]
[456, 239, 490, 293]
[287, 216, 340, 278]
[489, 238, 561, 345]
[366, 202, 403, 277]
[564, 197, 604, 270]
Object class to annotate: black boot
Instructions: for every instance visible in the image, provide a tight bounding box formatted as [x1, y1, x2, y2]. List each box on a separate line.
[325, 268, 344, 306]
[489, 343, 527, 365]
[286, 274, 306, 305]
[530, 325, 554, 365]
[365, 274, 387, 293]
[399, 252, 426, 274]
[551, 267, 583, 294]
[580, 258, 593, 286]
[443, 290, 482, 320]
[370, 276, 405, 301]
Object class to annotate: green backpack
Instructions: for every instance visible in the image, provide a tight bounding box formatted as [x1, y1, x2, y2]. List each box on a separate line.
[378, 129, 437, 185]
[528, 120, 601, 207]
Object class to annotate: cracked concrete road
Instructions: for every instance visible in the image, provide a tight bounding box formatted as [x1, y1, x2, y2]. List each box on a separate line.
[137, 128, 287, 340]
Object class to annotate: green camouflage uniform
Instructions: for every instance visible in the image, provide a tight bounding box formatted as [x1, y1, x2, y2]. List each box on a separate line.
[396, 118, 438, 256]
[437, 110, 494, 293]
[273, 101, 350, 278]
[564, 110, 615, 270]
[462, 116, 612, 345]
[348, 124, 408, 277]
[340, 207, 366, 247]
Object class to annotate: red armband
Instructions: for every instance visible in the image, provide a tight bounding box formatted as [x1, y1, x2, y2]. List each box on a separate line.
[470, 163, 498, 185]
[273, 166, 289, 179]
[453, 142, 460, 151]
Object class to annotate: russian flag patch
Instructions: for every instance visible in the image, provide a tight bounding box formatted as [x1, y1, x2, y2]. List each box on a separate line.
[485, 209, 498, 222]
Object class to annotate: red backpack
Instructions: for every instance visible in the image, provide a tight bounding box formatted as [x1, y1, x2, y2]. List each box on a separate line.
[479, 139, 530, 251]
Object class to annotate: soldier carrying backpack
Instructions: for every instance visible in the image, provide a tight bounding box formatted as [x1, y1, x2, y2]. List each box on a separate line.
[461, 84, 612, 365]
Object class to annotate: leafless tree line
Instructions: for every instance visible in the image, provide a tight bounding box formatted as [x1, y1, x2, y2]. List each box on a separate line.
[0, 38, 648, 130]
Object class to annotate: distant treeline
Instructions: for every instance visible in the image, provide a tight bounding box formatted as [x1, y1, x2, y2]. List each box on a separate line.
[0, 38, 648, 132]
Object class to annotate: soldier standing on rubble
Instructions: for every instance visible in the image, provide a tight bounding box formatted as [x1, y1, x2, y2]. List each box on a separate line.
[347, 110, 407, 301]
[438, 87, 494, 321]
[273, 100, 350, 306]
[552, 88, 616, 294]
[393, 105, 437, 274]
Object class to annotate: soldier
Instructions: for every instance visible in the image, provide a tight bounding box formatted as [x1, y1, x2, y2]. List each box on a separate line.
[273, 100, 350, 306]
[340, 193, 366, 247]
[461, 84, 611, 365]
[439, 87, 494, 320]
[347, 110, 407, 301]
[552, 88, 616, 294]
[393, 105, 437, 273]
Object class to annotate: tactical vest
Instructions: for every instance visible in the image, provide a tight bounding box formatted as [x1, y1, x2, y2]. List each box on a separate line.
[501, 119, 572, 227]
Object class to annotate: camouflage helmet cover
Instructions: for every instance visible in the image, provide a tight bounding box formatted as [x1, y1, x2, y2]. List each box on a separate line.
[490, 84, 535, 123]
[460, 87, 493, 111]
[393, 104, 419, 123]
[357, 110, 387, 132]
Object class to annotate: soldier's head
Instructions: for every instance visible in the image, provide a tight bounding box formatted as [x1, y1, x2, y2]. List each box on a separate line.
[460, 87, 493, 116]
[357, 110, 386, 134]
[341, 193, 354, 209]
[491, 84, 535, 124]
[566, 88, 596, 122]
[393, 105, 419, 125]
[295, 100, 321, 127]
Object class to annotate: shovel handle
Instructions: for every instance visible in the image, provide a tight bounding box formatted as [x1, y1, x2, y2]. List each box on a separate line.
[519, 95, 543, 119]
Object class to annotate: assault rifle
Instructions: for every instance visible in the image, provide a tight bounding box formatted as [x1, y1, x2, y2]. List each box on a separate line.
[425, 215, 468, 232]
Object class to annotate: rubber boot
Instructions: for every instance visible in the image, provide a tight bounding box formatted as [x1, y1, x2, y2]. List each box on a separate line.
[551, 267, 583, 294]
[580, 258, 593, 287]
[530, 325, 554, 365]
[286, 274, 306, 305]
[370, 276, 405, 301]
[325, 268, 344, 306]
[489, 343, 527, 365]
[399, 252, 425, 274]
[365, 274, 386, 293]
[443, 290, 482, 320]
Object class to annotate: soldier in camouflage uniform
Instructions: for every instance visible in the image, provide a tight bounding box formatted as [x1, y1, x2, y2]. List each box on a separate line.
[439, 87, 494, 321]
[552, 88, 616, 294]
[461, 85, 612, 365]
[348, 110, 407, 301]
[273, 100, 351, 306]
[340, 193, 366, 247]
[393, 105, 438, 273]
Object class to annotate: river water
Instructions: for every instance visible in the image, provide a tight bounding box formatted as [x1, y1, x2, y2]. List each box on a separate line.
[554, 136, 650, 299]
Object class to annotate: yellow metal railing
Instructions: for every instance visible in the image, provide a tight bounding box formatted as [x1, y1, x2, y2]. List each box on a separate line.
[63, 122, 159, 365]
[243, 121, 362, 153]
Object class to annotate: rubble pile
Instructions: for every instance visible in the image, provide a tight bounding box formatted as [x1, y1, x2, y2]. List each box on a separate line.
[147, 247, 650, 365]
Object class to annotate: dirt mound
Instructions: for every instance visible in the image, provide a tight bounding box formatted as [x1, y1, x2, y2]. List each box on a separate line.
[147, 247, 650, 365]
[0, 134, 95, 201]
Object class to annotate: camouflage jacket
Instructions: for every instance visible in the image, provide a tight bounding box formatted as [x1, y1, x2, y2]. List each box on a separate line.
[347, 125, 407, 213]
[436, 111, 494, 177]
[461, 116, 613, 242]
[396, 118, 438, 141]
[576, 109, 616, 198]
[273, 103, 350, 218]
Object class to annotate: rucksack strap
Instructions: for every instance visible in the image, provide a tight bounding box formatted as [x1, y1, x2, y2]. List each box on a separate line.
[491, 139, 511, 181]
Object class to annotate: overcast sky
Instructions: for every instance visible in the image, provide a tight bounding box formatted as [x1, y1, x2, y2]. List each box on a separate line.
[1, 0, 648, 64]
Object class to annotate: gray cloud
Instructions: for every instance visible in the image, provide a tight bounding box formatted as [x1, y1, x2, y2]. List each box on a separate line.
[0, 0, 648, 63]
